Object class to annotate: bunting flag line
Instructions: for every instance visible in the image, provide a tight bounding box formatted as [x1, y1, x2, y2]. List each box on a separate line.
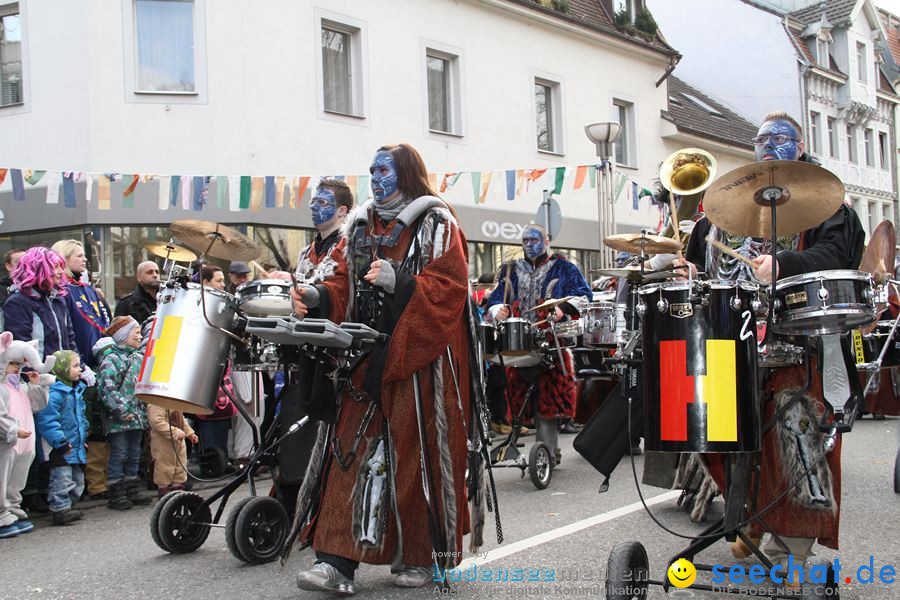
[553, 167, 566, 195]
[62, 173, 76, 209]
[45, 172, 60, 205]
[505, 170, 516, 201]
[573, 166, 587, 190]
[0, 169, 7, 187]
[479, 171, 493, 204]
[98, 175, 111, 211]
[11, 169, 24, 202]
[85, 173, 94, 205]
[158, 176, 171, 210]
[216, 176, 227, 209]
[192, 176, 206, 211]
[239, 176, 251, 210]
[588, 166, 597, 189]
[275, 176, 285, 208]
[123, 175, 138, 208]
[24, 170, 47, 186]
[264, 176, 276, 209]
[470, 172, 481, 204]
[229, 176, 241, 212]
[169, 175, 181, 208]
[180, 175, 191, 210]
[251, 176, 263, 211]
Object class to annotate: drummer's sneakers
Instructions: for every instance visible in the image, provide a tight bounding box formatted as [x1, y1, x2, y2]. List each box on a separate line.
[296, 563, 355, 595]
[729, 534, 762, 559]
[490, 422, 512, 434]
[393, 566, 432, 588]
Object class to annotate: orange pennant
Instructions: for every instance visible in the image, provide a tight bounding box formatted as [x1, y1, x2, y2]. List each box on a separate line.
[296, 176, 311, 206]
[0, 168, 7, 186]
[123, 174, 140, 199]
[98, 175, 111, 210]
[573, 165, 588, 190]
[479, 171, 493, 204]
[427, 172, 437, 192]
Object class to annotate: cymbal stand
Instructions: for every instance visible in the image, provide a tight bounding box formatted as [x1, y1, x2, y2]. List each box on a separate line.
[754, 175, 784, 347]
[862, 280, 900, 396]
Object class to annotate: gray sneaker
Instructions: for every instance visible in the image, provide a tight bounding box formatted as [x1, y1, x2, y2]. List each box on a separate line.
[296, 563, 355, 595]
[393, 566, 433, 588]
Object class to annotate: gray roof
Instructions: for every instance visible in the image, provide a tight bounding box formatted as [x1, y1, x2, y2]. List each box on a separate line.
[790, 0, 858, 26]
[663, 77, 759, 150]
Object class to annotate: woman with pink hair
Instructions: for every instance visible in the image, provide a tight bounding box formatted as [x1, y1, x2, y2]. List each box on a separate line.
[2, 247, 76, 359]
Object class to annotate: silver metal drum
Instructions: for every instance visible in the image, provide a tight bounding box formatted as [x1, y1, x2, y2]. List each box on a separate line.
[236, 278, 293, 317]
[135, 284, 238, 415]
[582, 302, 618, 347]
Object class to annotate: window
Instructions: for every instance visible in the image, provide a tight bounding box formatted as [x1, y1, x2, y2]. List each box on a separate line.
[613, 0, 636, 22]
[867, 201, 878, 235]
[883, 202, 894, 228]
[856, 41, 867, 83]
[847, 124, 857, 163]
[864, 128, 874, 166]
[827, 117, 837, 158]
[879, 131, 889, 171]
[810, 111, 821, 155]
[316, 12, 367, 120]
[423, 45, 463, 136]
[0, 4, 22, 107]
[816, 38, 829, 68]
[134, 0, 195, 92]
[613, 99, 635, 166]
[534, 76, 563, 154]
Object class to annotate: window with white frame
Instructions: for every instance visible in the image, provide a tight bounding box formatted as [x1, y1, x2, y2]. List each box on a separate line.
[424, 47, 462, 136]
[851, 197, 861, 218]
[534, 77, 563, 154]
[856, 41, 867, 83]
[319, 16, 366, 118]
[810, 111, 821, 155]
[134, 0, 195, 92]
[827, 117, 837, 158]
[816, 37, 829, 68]
[878, 131, 889, 171]
[1, 3, 23, 106]
[867, 200, 877, 234]
[613, 99, 634, 166]
[864, 128, 874, 166]
[883, 202, 894, 228]
[847, 124, 857, 163]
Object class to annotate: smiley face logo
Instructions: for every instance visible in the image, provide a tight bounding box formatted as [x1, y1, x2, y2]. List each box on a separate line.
[667, 558, 697, 588]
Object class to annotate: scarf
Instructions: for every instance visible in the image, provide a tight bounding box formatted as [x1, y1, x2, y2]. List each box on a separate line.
[373, 194, 408, 222]
[51, 350, 79, 387]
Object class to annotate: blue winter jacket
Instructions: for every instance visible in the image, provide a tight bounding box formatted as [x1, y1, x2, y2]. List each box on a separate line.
[2, 288, 77, 360]
[62, 277, 111, 368]
[35, 380, 89, 465]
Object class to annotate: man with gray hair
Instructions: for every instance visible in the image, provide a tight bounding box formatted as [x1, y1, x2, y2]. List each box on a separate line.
[113, 261, 160, 325]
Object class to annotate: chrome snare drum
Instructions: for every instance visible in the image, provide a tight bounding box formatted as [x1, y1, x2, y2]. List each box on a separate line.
[772, 270, 875, 336]
[236, 278, 293, 317]
[135, 284, 238, 415]
[581, 302, 618, 347]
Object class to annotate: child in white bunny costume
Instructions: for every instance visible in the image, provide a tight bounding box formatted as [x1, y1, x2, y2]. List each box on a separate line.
[0, 332, 55, 538]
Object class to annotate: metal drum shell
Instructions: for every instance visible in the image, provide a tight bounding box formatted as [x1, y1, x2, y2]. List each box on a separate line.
[638, 279, 760, 453]
[135, 284, 238, 415]
[479, 322, 500, 360]
[582, 302, 618, 347]
[772, 269, 875, 336]
[498, 318, 533, 356]
[236, 279, 294, 317]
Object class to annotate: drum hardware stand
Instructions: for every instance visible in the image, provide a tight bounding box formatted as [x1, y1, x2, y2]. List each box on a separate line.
[861, 285, 900, 395]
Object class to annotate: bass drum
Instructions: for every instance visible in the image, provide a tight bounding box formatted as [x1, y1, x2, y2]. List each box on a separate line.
[135, 284, 238, 415]
[639, 280, 760, 453]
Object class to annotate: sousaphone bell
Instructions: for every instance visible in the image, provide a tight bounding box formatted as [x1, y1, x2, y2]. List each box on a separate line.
[659, 148, 716, 241]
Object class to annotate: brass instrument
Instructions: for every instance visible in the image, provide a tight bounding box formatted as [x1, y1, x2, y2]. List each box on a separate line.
[659, 147, 717, 241]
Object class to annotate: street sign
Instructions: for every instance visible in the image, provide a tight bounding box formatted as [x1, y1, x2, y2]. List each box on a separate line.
[535, 190, 562, 241]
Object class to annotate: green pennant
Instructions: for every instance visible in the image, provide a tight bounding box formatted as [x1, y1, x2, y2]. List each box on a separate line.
[216, 176, 227, 209]
[553, 167, 566, 195]
[589, 166, 597, 188]
[123, 175, 135, 208]
[471, 172, 482, 203]
[24, 170, 47, 185]
[239, 176, 251, 209]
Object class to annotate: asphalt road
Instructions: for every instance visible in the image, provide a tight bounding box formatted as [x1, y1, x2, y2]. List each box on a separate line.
[4, 416, 899, 600]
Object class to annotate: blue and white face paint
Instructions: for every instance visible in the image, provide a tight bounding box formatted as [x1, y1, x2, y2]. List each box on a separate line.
[370, 151, 399, 204]
[522, 227, 547, 260]
[753, 120, 802, 162]
[310, 187, 337, 226]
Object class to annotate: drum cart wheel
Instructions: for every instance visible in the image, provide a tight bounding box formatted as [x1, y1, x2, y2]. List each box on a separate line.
[149, 490, 183, 552]
[605, 541, 649, 600]
[224, 496, 256, 561]
[229, 496, 290, 564]
[155, 491, 212, 554]
[528, 441, 553, 489]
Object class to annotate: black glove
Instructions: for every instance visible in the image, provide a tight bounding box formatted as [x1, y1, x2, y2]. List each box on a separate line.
[48, 443, 73, 467]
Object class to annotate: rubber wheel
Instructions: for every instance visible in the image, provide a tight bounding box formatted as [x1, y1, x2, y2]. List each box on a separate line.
[231, 496, 290, 564]
[528, 442, 552, 490]
[156, 491, 212, 554]
[149, 491, 182, 552]
[801, 558, 839, 600]
[606, 541, 649, 600]
[894, 446, 900, 494]
[225, 496, 257, 562]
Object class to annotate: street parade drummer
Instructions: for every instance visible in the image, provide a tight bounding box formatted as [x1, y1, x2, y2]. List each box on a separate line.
[485, 224, 592, 467]
[285, 143, 486, 595]
[675, 110, 865, 587]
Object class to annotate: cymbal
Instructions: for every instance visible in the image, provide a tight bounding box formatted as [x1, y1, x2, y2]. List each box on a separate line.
[702, 160, 844, 237]
[525, 296, 573, 313]
[591, 266, 679, 281]
[859, 220, 896, 285]
[472, 283, 495, 291]
[143, 242, 197, 263]
[170, 220, 261, 261]
[603, 233, 683, 255]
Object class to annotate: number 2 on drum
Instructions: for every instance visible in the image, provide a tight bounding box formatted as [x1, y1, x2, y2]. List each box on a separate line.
[740, 310, 754, 342]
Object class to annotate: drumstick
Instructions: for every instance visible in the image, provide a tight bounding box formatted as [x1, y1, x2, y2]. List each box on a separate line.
[669, 196, 684, 260]
[706, 237, 757, 268]
[249, 259, 266, 274]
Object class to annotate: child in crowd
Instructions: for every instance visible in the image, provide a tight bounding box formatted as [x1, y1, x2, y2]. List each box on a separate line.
[34, 350, 88, 526]
[147, 404, 197, 497]
[0, 333, 54, 538]
[94, 316, 149, 511]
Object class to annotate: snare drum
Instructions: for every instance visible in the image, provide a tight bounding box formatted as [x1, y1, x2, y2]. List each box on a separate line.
[638, 279, 760, 453]
[773, 270, 876, 336]
[493, 318, 541, 368]
[236, 278, 293, 317]
[135, 284, 238, 415]
[581, 302, 618, 347]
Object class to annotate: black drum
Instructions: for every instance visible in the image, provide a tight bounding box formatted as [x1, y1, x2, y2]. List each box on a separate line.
[497, 318, 533, 356]
[638, 280, 760, 453]
[572, 346, 615, 380]
[853, 321, 899, 370]
[773, 270, 875, 336]
[479, 322, 499, 360]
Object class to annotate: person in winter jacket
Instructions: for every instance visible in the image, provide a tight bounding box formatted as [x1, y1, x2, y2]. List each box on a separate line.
[34, 350, 88, 526]
[147, 405, 197, 497]
[95, 317, 149, 510]
[0, 332, 54, 538]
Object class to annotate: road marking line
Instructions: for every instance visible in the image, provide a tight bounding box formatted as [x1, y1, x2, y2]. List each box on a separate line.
[461, 490, 681, 567]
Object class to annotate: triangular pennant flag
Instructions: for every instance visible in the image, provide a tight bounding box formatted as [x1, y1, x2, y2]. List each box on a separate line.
[158, 176, 171, 210]
[449, 173, 462, 188]
[479, 171, 493, 204]
[123, 175, 139, 208]
[228, 176, 241, 211]
[613, 173, 627, 203]
[239, 176, 251, 209]
[45, 172, 60, 205]
[169, 176, 181, 207]
[589, 166, 597, 189]
[516, 169, 526, 196]
[216, 176, 227, 209]
[439, 172, 454, 194]
[356, 175, 369, 204]
[180, 175, 191, 210]
[10, 169, 24, 202]
[62, 173, 76, 208]
[631, 181, 639, 210]
[573, 166, 588, 190]
[85, 174, 95, 205]
[264, 176, 276, 208]
[193, 176, 206, 211]
[251, 176, 264, 211]
[288, 177, 297, 209]
[471, 172, 482, 203]
[98, 175, 111, 210]
[553, 167, 566, 195]
[0, 169, 7, 186]
[24, 170, 47, 185]
[505, 170, 516, 201]
[296, 176, 311, 207]
[275, 176, 286, 208]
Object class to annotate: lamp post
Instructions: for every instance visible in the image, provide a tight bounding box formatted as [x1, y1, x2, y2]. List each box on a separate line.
[584, 122, 621, 269]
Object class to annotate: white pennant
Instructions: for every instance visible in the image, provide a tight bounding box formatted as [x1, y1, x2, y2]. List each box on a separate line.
[228, 176, 241, 211]
[45, 172, 60, 205]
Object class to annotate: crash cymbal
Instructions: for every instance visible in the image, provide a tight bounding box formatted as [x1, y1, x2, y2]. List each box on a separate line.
[591, 266, 679, 281]
[170, 219, 261, 261]
[525, 296, 574, 313]
[143, 242, 197, 263]
[859, 220, 896, 285]
[702, 160, 844, 238]
[603, 233, 684, 255]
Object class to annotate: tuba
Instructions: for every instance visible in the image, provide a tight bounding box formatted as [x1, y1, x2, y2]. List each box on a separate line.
[659, 148, 716, 240]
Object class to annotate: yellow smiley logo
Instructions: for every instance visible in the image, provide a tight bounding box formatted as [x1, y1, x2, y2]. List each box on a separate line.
[667, 558, 697, 588]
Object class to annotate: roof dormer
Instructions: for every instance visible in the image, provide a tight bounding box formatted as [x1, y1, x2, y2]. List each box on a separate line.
[803, 13, 834, 68]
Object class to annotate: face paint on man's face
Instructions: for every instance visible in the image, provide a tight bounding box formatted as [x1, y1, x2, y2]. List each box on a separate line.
[370, 151, 399, 204]
[754, 120, 801, 162]
[311, 187, 337, 226]
[522, 228, 546, 260]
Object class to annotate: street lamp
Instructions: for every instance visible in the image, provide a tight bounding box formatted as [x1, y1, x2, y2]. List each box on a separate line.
[584, 122, 621, 269]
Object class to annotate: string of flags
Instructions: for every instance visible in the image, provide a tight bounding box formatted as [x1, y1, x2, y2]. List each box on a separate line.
[0, 164, 656, 212]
